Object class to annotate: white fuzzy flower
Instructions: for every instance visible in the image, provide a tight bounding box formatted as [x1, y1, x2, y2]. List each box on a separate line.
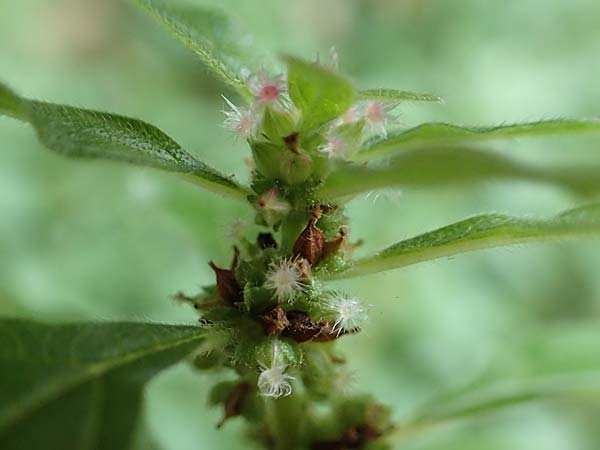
[326, 293, 368, 335]
[258, 363, 295, 398]
[257, 341, 296, 398]
[222, 95, 256, 139]
[264, 258, 305, 302]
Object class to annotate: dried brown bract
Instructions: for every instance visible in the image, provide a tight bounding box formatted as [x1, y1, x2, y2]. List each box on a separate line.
[282, 310, 322, 343]
[259, 305, 290, 336]
[217, 382, 251, 428]
[323, 225, 349, 258]
[209, 246, 243, 305]
[293, 209, 325, 265]
[259, 306, 357, 343]
[311, 320, 358, 342]
[311, 422, 382, 450]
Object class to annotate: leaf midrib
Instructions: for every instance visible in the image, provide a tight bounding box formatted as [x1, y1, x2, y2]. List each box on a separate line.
[0, 329, 203, 434]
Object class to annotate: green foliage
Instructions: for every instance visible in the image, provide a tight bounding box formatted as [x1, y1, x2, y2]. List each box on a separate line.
[318, 146, 600, 200]
[357, 88, 442, 103]
[0, 83, 26, 120]
[0, 319, 204, 450]
[285, 55, 356, 132]
[391, 322, 600, 443]
[354, 120, 600, 161]
[409, 373, 600, 426]
[133, 0, 271, 99]
[326, 203, 600, 279]
[2, 1, 600, 449]
[0, 82, 250, 200]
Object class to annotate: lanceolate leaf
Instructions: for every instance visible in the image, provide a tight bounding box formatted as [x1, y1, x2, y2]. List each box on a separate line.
[133, 0, 267, 100]
[0, 319, 203, 450]
[317, 146, 600, 200]
[285, 56, 356, 133]
[391, 323, 600, 440]
[357, 88, 441, 103]
[0, 82, 250, 200]
[354, 120, 600, 161]
[325, 203, 600, 279]
[389, 372, 600, 441]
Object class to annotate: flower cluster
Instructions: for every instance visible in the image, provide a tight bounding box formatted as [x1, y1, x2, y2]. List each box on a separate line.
[222, 62, 401, 158]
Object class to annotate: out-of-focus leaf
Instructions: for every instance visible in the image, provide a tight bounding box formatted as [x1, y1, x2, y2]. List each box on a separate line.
[357, 88, 441, 103]
[0, 82, 250, 200]
[0, 83, 26, 120]
[391, 372, 600, 439]
[325, 203, 600, 279]
[285, 56, 355, 132]
[317, 146, 600, 200]
[354, 120, 600, 161]
[389, 322, 600, 442]
[133, 0, 268, 99]
[0, 319, 203, 450]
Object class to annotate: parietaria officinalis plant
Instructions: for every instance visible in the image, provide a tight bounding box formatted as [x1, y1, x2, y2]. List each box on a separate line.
[2, 1, 600, 449]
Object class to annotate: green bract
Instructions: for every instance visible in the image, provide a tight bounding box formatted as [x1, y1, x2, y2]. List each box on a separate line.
[1, 1, 600, 449]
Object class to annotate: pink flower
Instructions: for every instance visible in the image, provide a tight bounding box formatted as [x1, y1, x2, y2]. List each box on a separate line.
[340, 106, 360, 124]
[318, 135, 347, 159]
[248, 70, 287, 104]
[363, 100, 399, 138]
[257, 187, 291, 225]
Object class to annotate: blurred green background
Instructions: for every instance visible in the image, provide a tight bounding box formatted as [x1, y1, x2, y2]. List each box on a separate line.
[1, 0, 600, 449]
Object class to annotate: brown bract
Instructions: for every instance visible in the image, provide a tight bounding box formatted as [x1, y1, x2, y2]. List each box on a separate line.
[311, 423, 382, 450]
[209, 247, 243, 305]
[259, 305, 290, 336]
[293, 209, 325, 265]
[258, 306, 357, 343]
[217, 382, 251, 428]
[323, 225, 349, 258]
[282, 310, 322, 343]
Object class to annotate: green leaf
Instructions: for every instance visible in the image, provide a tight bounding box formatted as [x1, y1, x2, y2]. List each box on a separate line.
[133, 0, 267, 99]
[390, 372, 600, 440]
[0, 82, 250, 201]
[389, 323, 600, 441]
[357, 88, 441, 103]
[0, 319, 203, 450]
[285, 56, 356, 132]
[0, 83, 26, 120]
[325, 203, 600, 279]
[354, 120, 600, 161]
[317, 146, 600, 200]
